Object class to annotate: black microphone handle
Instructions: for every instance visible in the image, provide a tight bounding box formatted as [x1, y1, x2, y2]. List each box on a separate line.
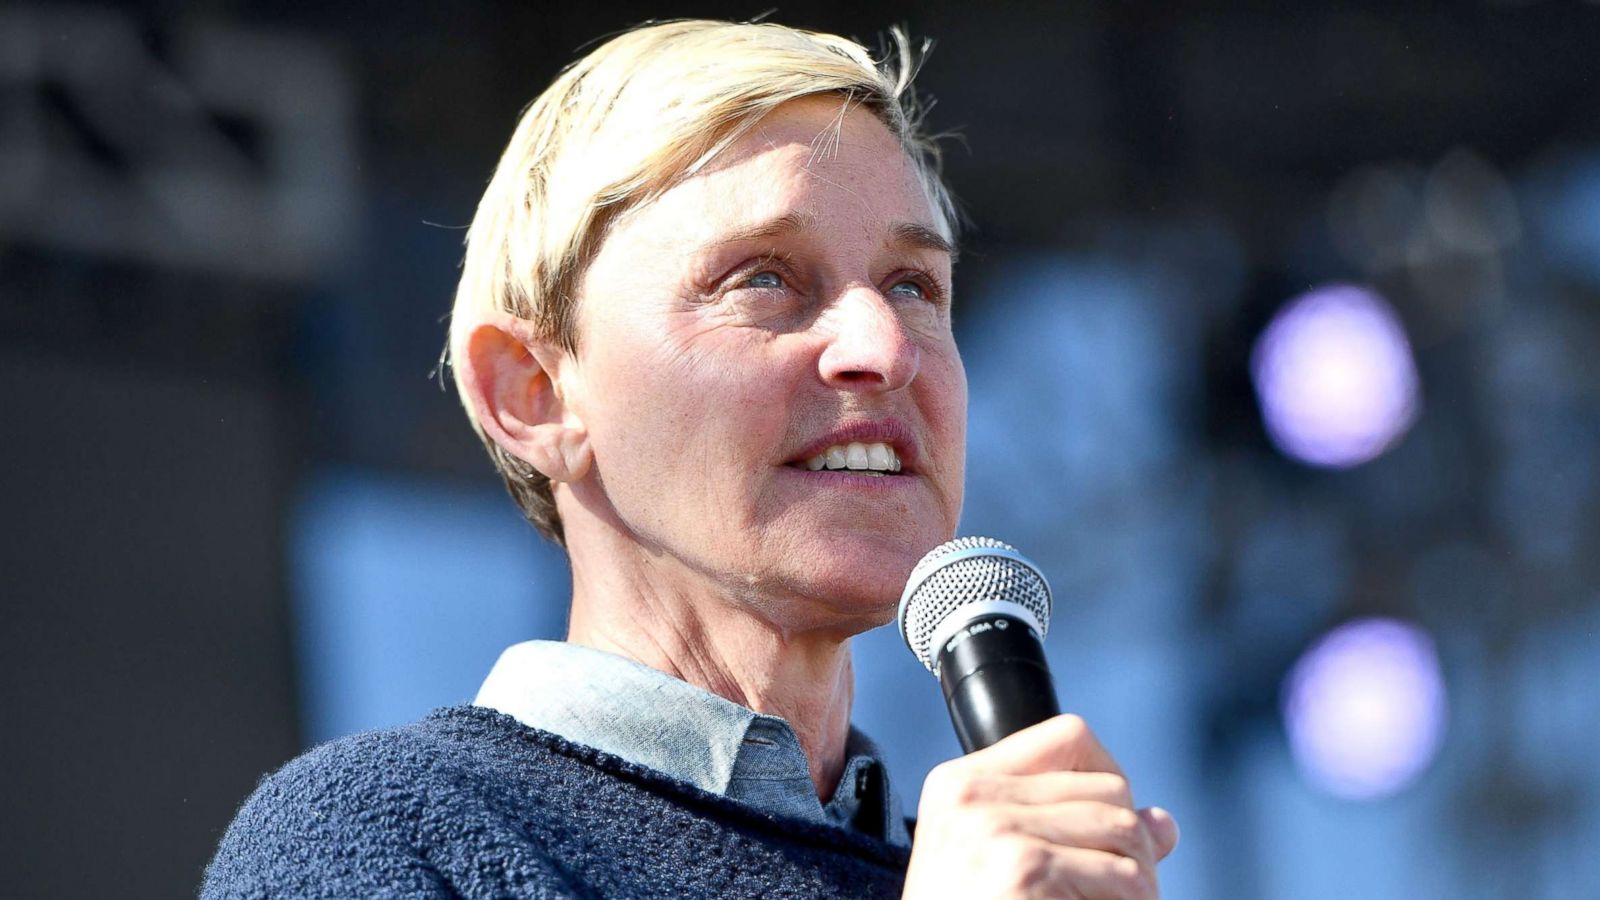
[936, 613, 1061, 753]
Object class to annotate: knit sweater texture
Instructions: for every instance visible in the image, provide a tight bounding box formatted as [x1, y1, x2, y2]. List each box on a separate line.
[202, 705, 912, 898]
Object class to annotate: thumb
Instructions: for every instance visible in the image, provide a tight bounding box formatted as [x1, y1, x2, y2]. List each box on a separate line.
[1140, 806, 1180, 860]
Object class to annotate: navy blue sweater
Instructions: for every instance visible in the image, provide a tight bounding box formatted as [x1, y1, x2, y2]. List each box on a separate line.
[203, 706, 912, 898]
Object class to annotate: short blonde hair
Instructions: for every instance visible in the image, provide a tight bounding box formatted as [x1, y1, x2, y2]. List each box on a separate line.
[445, 19, 956, 544]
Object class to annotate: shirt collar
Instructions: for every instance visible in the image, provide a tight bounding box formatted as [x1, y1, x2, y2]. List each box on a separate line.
[474, 640, 909, 847]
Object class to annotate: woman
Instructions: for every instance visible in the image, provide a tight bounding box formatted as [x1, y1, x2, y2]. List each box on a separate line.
[204, 19, 1177, 898]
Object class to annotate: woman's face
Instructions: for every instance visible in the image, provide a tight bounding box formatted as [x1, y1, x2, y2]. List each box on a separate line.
[563, 96, 966, 633]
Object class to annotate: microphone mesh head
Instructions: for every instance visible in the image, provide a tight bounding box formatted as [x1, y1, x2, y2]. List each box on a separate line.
[897, 536, 1052, 672]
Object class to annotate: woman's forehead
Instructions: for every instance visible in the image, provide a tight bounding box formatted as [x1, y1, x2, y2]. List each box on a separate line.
[620, 101, 937, 253]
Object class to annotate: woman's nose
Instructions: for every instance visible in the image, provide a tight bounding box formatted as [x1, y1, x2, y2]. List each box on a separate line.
[817, 287, 920, 392]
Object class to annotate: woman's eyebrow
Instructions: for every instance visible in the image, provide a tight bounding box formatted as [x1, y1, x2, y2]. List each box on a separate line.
[701, 212, 956, 261]
[703, 210, 819, 251]
[890, 222, 956, 261]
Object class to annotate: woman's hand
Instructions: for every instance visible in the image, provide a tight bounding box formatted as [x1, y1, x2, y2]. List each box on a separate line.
[902, 715, 1179, 899]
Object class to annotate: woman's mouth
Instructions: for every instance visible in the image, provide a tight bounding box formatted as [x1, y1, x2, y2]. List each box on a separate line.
[792, 441, 903, 476]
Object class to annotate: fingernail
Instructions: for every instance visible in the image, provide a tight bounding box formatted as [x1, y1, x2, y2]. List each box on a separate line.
[1142, 806, 1180, 854]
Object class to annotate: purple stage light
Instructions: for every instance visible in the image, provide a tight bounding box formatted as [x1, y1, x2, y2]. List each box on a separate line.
[1251, 285, 1421, 468]
[1282, 617, 1447, 800]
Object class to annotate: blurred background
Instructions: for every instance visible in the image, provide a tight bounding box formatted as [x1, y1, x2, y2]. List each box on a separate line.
[3, 1, 1598, 897]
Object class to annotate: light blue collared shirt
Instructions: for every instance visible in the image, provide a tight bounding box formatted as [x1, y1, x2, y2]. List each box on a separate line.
[474, 640, 910, 847]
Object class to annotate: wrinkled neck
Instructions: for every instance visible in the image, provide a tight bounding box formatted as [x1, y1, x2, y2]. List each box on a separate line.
[562, 516, 856, 802]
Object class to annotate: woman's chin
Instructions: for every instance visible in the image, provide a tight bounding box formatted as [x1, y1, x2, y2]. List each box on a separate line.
[714, 525, 951, 635]
[766, 551, 918, 628]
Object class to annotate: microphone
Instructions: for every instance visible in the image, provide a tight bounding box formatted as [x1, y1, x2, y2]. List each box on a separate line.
[897, 536, 1058, 753]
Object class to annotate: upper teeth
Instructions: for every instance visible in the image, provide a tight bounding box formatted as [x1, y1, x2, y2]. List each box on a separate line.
[805, 442, 902, 473]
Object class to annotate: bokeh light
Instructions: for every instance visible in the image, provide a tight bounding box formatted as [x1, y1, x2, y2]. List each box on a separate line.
[1282, 617, 1447, 800]
[1251, 285, 1422, 468]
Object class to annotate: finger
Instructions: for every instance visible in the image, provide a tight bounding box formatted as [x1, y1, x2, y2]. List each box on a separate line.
[1140, 806, 1180, 861]
[952, 770, 1136, 809]
[1001, 802, 1158, 872]
[1030, 844, 1158, 900]
[964, 714, 1124, 777]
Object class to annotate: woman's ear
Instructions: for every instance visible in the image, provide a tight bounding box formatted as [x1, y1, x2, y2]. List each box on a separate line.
[459, 313, 593, 483]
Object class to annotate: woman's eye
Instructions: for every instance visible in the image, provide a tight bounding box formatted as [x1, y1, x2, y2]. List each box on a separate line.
[744, 270, 786, 290]
[889, 279, 927, 300]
